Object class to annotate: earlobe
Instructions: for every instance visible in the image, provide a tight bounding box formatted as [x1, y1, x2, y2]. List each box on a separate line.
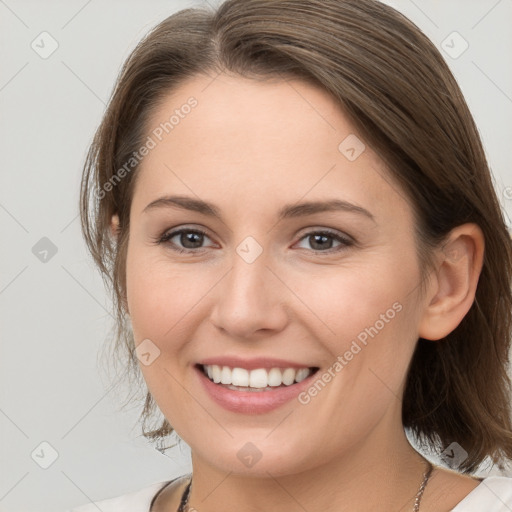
[418, 223, 485, 341]
[110, 213, 129, 316]
[110, 214, 120, 239]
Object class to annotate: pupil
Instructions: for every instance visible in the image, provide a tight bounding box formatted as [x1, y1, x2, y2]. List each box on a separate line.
[311, 234, 332, 250]
[182, 232, 203, 248]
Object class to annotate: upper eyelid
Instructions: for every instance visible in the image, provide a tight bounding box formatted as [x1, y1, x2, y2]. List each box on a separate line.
[162, 225, 351, 239]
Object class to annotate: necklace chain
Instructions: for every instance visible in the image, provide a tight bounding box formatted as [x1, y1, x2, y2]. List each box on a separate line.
[178, 460, 434, 512]
[414, 460, 434, 512]
[177, 477, 191, 512]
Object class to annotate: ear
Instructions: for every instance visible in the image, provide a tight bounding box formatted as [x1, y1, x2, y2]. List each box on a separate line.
[418, 223, 485, 341]
[109, 213, 129, 315]
[110, 214, 120, 240]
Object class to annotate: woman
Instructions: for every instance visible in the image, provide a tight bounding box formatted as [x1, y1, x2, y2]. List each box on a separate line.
[71, 0, 512, 510]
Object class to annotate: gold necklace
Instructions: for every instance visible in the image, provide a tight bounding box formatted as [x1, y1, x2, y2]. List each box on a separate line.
[177, 460, 434, 512]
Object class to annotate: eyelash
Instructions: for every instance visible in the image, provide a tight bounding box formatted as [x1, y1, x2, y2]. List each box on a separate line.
[154, 227, 354, 255]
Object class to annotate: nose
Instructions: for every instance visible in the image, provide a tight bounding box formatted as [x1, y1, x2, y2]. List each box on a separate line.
[209, 248, 289, 339]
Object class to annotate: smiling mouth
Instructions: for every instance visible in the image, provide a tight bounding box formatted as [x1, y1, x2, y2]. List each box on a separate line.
[197, 364, 320, 392]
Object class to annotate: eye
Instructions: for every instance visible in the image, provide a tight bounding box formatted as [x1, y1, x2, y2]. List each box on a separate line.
[295, 230, 353, 253]
[155, 228, 214, 254]
[154, 227, 354, 255]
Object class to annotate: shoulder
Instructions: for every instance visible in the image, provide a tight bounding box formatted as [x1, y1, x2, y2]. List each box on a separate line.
[451, 476, 512, 511]
[65, 480, 171, 512]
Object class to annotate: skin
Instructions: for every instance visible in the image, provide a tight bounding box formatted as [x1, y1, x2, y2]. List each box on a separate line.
[111, 73, 485, 511]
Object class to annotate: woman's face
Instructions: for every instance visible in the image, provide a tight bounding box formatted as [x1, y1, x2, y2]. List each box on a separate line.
[124, 73, 429, 476]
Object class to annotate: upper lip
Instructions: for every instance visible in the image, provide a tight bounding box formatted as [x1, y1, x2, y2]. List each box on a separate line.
[197, 356, 317, 371]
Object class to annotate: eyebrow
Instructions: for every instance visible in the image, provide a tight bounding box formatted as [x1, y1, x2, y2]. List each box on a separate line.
[142, 195, 375, 222]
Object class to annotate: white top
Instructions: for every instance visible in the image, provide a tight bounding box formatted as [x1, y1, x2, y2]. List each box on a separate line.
[67, 476, 512, 511]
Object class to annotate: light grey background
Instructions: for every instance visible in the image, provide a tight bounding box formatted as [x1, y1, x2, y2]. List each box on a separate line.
[1, 1, 511, 511]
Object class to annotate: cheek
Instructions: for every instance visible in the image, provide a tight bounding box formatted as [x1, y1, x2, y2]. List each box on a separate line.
[126, 246, 211, 342]
[290, 268, 420, 438]
[301, 260, 414, 330]
[295, 254, 421, 381]
[125, 247, 204, 426]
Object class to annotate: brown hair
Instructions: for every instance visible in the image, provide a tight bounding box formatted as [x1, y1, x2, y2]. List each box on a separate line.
[80, 0, 512, 473]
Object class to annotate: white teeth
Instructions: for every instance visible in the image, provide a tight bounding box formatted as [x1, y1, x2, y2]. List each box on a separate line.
[231, 367, 249, 387]
[295, 368, 311, 383]
[267, 368, 282, 387]
[202, 365, 314, 389]
[212, 365, 221, 383]
[220, 366, 232, 385]
[249, 368, 268, 388]
[282, 368, 296, 385]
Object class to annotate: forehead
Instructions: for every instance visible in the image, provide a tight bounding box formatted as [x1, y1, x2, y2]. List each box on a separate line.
[131, 73, 411, 223]
[147, 73, 352, 159]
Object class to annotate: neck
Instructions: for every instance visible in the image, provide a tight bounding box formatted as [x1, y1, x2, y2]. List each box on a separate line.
[185, 422, 429, 512]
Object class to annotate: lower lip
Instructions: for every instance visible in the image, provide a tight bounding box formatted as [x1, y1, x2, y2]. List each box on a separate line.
[195, 365, 318, 414]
